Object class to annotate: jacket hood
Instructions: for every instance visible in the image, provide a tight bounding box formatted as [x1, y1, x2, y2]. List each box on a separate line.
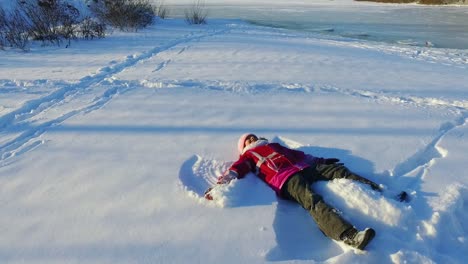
[241, 139, 269, 155]
[237, 133, 254, 154]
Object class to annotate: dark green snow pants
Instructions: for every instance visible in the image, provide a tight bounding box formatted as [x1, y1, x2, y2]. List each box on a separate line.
[280, 163, 380, 240]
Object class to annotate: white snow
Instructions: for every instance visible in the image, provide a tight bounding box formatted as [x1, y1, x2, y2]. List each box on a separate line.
[1, 1, 468, 263]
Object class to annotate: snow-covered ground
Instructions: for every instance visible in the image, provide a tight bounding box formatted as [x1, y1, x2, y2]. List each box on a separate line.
[1, 1, 468, 263]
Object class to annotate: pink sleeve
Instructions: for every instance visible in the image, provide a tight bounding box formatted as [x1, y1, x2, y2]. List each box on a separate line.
[275, 143, 324, 164]
[229, 155, 254, 178]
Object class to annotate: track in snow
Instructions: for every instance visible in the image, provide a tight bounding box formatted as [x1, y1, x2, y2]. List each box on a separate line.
[0, 29, 230, 166]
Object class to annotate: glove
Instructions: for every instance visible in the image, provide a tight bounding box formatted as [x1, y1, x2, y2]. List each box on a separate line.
[323, 158, 340, 165]
[205, 171, 238, 200]
[216, 171, 238, 184]
[204, 187, 214, 200]
[396, 191, 408, 202]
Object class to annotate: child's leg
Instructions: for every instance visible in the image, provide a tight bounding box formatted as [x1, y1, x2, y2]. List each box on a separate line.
[281, 173, 353, 240]
[314, 163, 381, 191]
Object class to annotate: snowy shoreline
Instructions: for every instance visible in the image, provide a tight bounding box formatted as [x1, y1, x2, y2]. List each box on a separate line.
[157, 0, 468, 6]
[164, 1, 468, 49]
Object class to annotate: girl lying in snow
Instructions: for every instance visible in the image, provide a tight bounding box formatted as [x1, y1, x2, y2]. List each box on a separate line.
[205, 133, 404, 250]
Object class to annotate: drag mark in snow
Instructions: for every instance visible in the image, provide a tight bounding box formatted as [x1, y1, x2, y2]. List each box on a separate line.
[320, 85, 468, 179]
[0, 29, 228, 129]
[178, 154, 277, 208]
[416, 183, 468, 256]
[141, 79, 467, 188]
[320, 84, 468, 250]
[0, 85, 127, 167]
[178, 155, 231, 207]
[392, 116, 466, 179]
[0, 29, 230, 166]
[300, 84, 468, 257]
[257, 25, 468, 69]
[138, 79, 468, 111]
[177, 47, 187, 54]
[152, 60, 171, 72]
[320, 37, 468, 69]
[317, 85, 468, 111]
[318, 85, 468, 189]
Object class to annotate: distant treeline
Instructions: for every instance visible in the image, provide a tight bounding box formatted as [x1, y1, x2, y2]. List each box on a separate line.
[355, 0, 467, 4]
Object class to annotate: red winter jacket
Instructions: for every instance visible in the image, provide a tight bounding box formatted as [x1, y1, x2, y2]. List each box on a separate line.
[227, 142, 319, 194]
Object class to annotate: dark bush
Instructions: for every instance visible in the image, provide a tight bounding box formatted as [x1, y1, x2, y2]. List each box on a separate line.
[16, 0, 82, 46]
[0, 6, 31, 50]
[89, 0, 156, 31]
[0, 7, 6, 49]
[0, 0, 109, 51]
[185, 0, 207, 25]
[79, 17, 106, 39]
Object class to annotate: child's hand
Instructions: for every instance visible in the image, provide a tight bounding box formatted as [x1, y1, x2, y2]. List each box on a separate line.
[216, 171, 237, 184]
[204, 187, 214, 200]
[323, 158, 340, 164]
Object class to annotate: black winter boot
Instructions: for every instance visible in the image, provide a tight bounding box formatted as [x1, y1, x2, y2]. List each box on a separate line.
[341, 228, 375, 250]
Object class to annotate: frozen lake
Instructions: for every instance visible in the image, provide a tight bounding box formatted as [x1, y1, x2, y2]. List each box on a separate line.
[167, 4, 468, 49]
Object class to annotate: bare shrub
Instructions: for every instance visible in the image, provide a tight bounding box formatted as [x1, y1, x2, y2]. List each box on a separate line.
[155, 1, 169, 19]
[1, 0, 108, 51]
[60, 3, 81, 45]
[185, 0, 207, 25]
[89, 0, 156, 31]
[1, 7, 31, 50]
[0, 7, 6, 49]
[17, 0, 82, 46]
[79, 17, 106, 40]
